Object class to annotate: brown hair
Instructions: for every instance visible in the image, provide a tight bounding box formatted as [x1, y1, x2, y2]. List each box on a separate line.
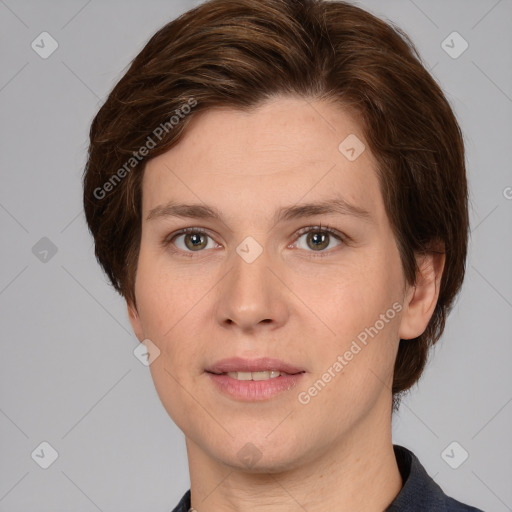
[83, 0, 469, 403]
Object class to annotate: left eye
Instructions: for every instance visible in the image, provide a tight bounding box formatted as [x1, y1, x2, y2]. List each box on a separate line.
[293, 226, 344, 252]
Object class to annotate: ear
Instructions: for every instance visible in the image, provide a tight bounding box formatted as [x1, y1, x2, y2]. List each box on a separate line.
[398, 249, 446, 340]
[127, 300, 145, 342]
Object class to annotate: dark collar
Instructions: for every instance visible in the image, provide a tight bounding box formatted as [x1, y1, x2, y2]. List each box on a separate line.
[386, 445, 483, 511]
[171, 445, 483, 511]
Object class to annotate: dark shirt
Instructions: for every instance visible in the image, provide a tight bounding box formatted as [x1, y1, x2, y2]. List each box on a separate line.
[171, 445, 484, 511]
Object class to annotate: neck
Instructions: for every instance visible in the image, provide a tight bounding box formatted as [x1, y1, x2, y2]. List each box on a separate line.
[185, 397, 402, 512]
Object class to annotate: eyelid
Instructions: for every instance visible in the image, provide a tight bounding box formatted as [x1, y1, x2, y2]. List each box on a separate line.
[293, 224, 345, 242]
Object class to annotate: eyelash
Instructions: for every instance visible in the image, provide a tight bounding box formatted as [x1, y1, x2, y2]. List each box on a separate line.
[162, 223, 347, 259]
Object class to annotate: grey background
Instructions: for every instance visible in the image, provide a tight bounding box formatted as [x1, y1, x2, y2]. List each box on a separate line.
[0, 0, 511, 510]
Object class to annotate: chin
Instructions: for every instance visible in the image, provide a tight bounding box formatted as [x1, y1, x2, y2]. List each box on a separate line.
[222, 447, 307, 475]
[208, 429, 311, 474]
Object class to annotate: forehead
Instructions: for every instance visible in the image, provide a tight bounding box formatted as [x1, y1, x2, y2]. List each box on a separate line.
[142, 96, 385, 225]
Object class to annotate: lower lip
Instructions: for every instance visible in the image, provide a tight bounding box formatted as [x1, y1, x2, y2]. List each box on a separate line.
[206, 372, 305, 401]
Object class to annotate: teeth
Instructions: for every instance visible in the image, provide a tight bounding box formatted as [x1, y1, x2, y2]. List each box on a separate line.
[226, 370, 283, 381]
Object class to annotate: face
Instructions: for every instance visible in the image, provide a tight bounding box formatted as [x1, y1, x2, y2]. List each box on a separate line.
[128, 96, 424, 472]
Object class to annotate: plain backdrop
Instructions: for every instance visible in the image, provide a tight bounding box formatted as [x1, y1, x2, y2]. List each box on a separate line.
[0, 0, 511, 511]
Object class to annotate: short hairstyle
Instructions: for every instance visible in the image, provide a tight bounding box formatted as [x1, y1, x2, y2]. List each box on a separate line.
[83, 0, 469, 403]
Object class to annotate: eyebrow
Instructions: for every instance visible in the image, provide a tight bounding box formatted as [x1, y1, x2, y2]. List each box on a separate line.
[146, 197, 373, 225]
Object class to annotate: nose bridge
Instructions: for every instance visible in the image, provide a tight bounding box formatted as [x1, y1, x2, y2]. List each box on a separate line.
[215, 236, 288, 330]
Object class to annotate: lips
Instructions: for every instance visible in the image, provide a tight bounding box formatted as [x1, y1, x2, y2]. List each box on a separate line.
[205, 356, 306, 375]
[206, 357, 306, 401]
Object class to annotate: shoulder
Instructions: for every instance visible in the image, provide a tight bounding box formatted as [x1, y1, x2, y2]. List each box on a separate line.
[387, 445, 485, 512]
[445, 495, 485, 512]
[170, 489, 191, 512]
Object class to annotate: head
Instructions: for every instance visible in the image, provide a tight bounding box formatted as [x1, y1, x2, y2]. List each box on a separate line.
[83, 0, 468, 470]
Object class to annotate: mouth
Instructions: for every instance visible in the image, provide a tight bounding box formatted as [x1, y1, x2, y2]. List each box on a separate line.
[205, 357, 306, 400]
[205, 356, 306, 377]
[207, 370, 301, 381]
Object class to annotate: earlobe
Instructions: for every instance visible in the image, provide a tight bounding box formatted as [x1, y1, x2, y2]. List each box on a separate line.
[127, 300, 145, 342]
[398, 250, 446, 340]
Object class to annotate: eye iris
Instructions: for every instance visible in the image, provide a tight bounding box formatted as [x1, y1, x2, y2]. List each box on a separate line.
[307, 231, 329, 251]
[185, 232, 207, 251]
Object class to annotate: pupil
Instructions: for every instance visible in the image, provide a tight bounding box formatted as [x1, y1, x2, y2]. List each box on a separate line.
[309, 232, 328, 250]
[186, 233, 206, 250]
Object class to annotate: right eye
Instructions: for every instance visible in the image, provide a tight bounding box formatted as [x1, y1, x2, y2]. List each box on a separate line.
[165, 227, 220, 254]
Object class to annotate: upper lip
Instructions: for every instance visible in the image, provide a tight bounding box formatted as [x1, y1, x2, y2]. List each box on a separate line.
[206, 357, 306, 375]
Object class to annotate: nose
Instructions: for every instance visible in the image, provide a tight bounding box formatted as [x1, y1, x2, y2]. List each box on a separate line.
[214, 241, 290, 332]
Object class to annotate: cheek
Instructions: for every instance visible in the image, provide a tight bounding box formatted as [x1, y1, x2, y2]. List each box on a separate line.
[134, 247, 204, 336]
[134, 248, 215, 378]
[289, 250, 403, 391]
[290, 254, 399, 336]
[135, 251, 209, 429]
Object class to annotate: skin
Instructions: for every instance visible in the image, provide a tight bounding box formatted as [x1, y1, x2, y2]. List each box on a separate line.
[127, 95, 445, 512]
